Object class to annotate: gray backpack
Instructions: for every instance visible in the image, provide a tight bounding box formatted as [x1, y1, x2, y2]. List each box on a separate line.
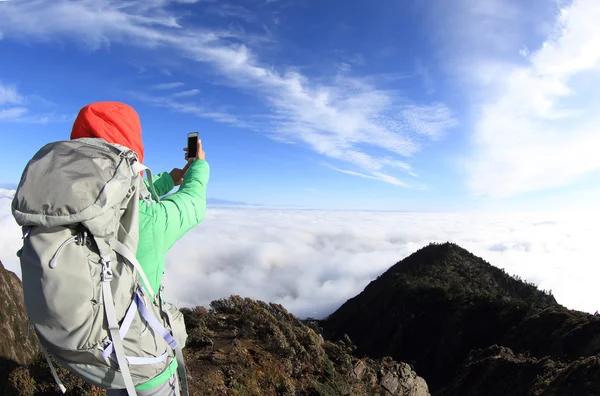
[12, 138, 189, 396]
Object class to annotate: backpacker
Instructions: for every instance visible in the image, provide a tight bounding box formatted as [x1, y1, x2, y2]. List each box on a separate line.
[12, 138, 189, 396]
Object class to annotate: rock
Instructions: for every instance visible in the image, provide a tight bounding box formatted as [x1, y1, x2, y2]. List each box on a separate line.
[380, 362, 430, 396]
[353, 360, 367, 379]
[381, 369, 400, 394]
[0, 260, 41, 391]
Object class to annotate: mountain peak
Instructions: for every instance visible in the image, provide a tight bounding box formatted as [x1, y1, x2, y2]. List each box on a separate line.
[323, 243, 600, 393]
[371, 242, 557, 307]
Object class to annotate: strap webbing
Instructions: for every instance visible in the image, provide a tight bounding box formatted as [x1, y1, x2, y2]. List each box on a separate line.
[174, 341, 189, 396]
[163, 304, 189, 396]
[102, 291, 177, 364]
[127, 351, 169, 365]
[102, 296, 138, 361]
[41, 346, 67, 394]
[102, 292, 179, 365]
[131, 162, 148, 175]
[112, 240, 155, 301]
[135, 293, 179, 350]
[102, 280, 137, 396]
[145, 168, 161, 202]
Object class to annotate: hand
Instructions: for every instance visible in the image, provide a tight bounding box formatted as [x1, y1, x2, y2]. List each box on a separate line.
[169, 166, 186, 186]
[170, 159, 194, 186]
[184, 139, 205, 161]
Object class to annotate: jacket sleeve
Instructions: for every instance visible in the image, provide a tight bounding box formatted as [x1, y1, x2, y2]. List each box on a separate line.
[150, 172, 175, 198]
[152, 160, 210, 253]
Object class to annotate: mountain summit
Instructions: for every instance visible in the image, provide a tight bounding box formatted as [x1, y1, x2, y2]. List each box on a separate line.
[323, 242, 600, 395]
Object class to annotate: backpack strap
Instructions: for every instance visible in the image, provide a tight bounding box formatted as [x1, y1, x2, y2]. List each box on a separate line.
[41, 345, 67, 394]
[160, 287, 189, 396]
[176, 346, 189, 396]
[107, 240, 187, 394]
[101, 257, 137, 396]
[130, 162, 160, 203]
[101, 290, 174, 365]
[144, 168, 161, 203]
[165, 311, 190, 396]
[112, 240, 156, 302]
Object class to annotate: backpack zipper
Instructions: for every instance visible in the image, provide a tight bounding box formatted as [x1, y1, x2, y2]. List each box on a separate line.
[49, 236, 78, 269]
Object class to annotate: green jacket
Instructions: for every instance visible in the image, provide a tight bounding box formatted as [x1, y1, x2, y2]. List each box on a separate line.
[135, 159, 210, 391]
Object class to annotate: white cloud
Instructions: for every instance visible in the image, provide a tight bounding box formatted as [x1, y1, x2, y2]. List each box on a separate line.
[205, 4, 256, 22]
[1, 195, 598, 317]
[0, 188, 15, 199]
[0, 83, 23, 105]
[152, 82, 185, 90]
[325, 164, 409, 187]
[0, 107, 28, 120]
[441, 0, 600, 197]
[415, 59, 435, 95]
[159, 208, 600, 318]
[133, 92, 248, 127]
[0, 191, 21, 279]
[0, 82, 68, 123]
[402, 103, 457, 140]
[0, 83, 28, 121]
[0, 0, 457, 187]
[172, 89, 200, 98]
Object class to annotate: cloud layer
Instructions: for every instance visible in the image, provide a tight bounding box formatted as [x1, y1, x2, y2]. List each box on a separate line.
[1, 194, 598, 318]
[161, 208, 600, 317]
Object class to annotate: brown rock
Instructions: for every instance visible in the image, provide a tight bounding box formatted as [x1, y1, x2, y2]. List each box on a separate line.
[0, 260, 41, 391]
[353, 360, 367, 379]
[379, 362, 430, 396]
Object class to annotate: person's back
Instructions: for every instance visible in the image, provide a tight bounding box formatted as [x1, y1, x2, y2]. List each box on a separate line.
[69, 102, 210, 395]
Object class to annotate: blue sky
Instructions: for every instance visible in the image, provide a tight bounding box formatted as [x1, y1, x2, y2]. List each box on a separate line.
[0, 0, 599, 211]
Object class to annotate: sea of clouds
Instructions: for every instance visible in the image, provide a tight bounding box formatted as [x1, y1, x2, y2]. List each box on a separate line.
[1, 191, 598, 318]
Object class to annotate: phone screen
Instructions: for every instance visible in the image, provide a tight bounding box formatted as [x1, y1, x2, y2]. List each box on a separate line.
[187, 133, 198, 158]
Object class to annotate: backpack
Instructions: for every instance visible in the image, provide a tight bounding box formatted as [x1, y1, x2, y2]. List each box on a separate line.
[12, 138, 189, 396]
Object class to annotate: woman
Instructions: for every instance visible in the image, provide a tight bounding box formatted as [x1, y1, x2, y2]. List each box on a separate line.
[70, 101, 210, 395]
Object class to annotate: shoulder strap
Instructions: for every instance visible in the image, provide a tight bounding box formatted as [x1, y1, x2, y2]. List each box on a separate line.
[145, 168, 161, 203]
[112, 240, 156, 302]
[163, 307, 189, 396]
[133, 164, 161, 203]
[101, 260, 137, 396]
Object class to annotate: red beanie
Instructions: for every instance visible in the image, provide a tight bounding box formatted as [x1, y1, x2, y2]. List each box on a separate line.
[71, 102, 144, 163]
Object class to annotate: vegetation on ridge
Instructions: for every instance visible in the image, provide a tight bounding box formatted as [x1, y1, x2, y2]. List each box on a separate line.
[322, 242, 600, 395]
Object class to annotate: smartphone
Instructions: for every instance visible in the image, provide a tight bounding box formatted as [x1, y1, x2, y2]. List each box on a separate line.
[187, 132, 199, 159]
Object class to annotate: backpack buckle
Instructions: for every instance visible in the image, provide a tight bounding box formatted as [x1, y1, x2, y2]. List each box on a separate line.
[101, 258, 113, 281]
[77, 231, 89, 247]
[136, 282, 146, 297]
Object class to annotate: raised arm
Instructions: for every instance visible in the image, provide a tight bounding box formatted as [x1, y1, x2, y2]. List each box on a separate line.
[156, 159, 210, 251]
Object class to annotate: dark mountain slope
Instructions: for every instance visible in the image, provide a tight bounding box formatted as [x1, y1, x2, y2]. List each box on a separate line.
[322, 242, 600, 393]
[441, 345, 600, 396]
